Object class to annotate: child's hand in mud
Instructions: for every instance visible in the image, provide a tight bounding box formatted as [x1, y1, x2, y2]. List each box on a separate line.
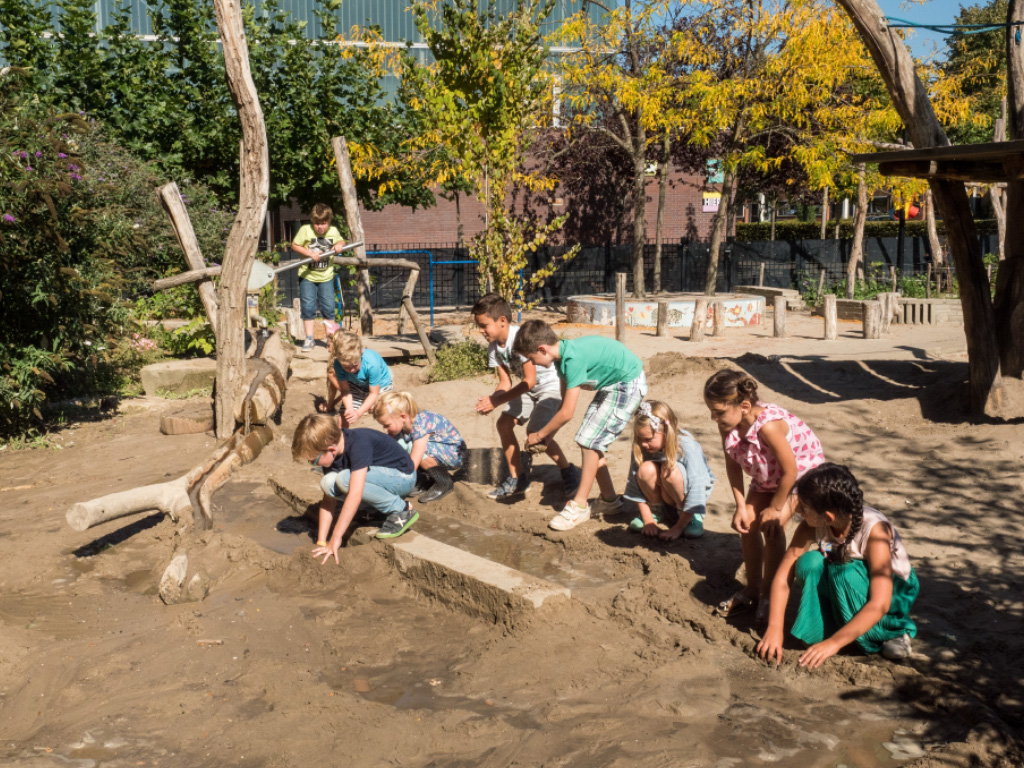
[640, 522, 661, 537]
[799, 638, 841, 669]
[475, 396, 496, 414]
[344, 407, 360, 426]
[313, 540, 340, 565]
[659, 524, 685, 542]
[732, 505, 755, 534]
[756, 627, 785, 665]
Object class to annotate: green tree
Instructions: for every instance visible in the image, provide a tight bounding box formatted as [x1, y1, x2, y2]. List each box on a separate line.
[943, 0, 1008, 144]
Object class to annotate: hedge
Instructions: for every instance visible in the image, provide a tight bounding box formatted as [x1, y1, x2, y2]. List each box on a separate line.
[735, 219, 998, 242]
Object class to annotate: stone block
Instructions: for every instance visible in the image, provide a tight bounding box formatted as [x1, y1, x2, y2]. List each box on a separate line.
[141, 358, 217, 397]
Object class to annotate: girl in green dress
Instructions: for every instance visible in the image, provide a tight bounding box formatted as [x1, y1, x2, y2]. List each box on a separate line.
[756, 463, 918, 668]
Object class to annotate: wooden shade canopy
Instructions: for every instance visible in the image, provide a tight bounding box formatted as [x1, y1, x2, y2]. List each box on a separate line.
[851, 140, 1024, 183]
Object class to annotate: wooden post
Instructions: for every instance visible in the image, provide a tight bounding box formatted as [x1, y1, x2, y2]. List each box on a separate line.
[758, 263, 765, 287]
[615, 272, 627, 343]
[824, 294, 838, 340]
[890, 266, 897, 291]
[690, 298, 709, 342]
[987, 263, 993, 283]
[713, 300, 726, 336]
[158, 183, 219, 335]
[815, 268, 826, 306]
[773, 295, 787, 338]
[926, 264, 932, 299]
[656, 300, 669, 337]
[863, 300, 882, 339]
[332, 136, 373, 336]
[287, 297, 303, 339]
[400, 268, 435, 364]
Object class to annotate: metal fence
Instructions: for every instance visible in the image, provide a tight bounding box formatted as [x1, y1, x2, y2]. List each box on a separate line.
[275, 231, 996, 316]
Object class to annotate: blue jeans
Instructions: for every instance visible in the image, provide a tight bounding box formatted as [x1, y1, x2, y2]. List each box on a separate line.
[320, 466, 415, 515]
[299, 277, 336, 322]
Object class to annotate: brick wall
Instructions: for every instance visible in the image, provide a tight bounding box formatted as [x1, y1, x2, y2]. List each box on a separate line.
[274, 166, 721, 250]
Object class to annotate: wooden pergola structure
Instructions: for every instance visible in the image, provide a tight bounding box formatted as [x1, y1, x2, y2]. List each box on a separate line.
[851, 140, 1024, 182]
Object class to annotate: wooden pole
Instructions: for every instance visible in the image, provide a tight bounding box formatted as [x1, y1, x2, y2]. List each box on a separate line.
[890, 266, 897, 291]
[332, 136, 373, 336]
[758, 263, 765, 287]
[824, 294, 838, 340]
[157, 183, 219, 334]
[656, 300, 669, 337]
[690, 298, 708, 342]
[400, 268, 435, 364]
[713, 300, 726, 336]
[863, 300, 882, 339]
[815, 269, 826, 307]
[615, 272, 627, 343]
[773, 295, 787, 338]
[926, 264, 932, 299]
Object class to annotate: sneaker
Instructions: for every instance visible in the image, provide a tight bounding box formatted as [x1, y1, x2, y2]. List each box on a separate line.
[550, 499, 591, 531]
[593, 495, 623, 516]
[881, 633, 912, 661]
[683, 514, 704, 539]
[300, 337, 315, 352]
[560, 465, 582, 498]
[627, 512, 662, 532]
[375, 504, 419, 539]
[487, 475, 528, 500]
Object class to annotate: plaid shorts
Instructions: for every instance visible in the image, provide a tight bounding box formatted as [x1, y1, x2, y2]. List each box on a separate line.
[575, 371, 648, 452]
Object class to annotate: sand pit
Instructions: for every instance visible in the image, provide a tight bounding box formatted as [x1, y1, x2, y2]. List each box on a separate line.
[1, 310, 1022, 767]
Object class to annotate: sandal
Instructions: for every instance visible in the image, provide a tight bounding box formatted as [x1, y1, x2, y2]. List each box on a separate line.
[716, 590, 756, 617]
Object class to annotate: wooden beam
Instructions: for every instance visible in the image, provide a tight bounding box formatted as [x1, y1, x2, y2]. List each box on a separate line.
[332, 136, 372, 336]
[157, 182, 218, 333]
[878, 159, 1009, 182]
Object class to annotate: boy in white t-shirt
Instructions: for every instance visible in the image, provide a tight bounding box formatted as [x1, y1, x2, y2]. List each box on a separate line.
[472, 293, 581, 501]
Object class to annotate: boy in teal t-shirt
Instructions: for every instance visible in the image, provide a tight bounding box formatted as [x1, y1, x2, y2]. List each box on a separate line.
[291, 202, 345, 352]
[513, 321, 647, 531]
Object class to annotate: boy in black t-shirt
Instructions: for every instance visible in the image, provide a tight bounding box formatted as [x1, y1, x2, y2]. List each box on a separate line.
[292, 414, 418, 564]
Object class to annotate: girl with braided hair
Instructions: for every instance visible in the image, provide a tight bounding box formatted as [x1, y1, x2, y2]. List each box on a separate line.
[704, 370, 825, 622]
[756, 463, 919, 668]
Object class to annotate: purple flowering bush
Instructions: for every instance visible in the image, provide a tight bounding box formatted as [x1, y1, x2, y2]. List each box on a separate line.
[0, 72, 232, 437]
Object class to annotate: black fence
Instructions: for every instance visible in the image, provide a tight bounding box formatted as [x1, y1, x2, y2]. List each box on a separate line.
[275, 232, 996, 314]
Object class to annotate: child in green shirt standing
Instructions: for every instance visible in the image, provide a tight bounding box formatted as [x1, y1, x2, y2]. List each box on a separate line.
[291, 202, 345, 352]
[513, 320, 647, 531]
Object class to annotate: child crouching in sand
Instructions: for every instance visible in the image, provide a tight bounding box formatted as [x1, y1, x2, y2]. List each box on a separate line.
[293, 414, 418, 564]
[373, 391, 467, 504]
[622, 401, 716, 540]
[756, 463, 919, 667]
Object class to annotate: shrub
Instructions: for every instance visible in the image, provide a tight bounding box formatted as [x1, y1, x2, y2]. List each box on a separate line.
[427, 342, 490, 383]
[736, 218, 998, 242]
[0, 71, 230, 437]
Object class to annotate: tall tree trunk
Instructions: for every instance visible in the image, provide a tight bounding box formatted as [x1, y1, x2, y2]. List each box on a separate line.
[653, 132, 670, 294]
[770, 201, 777, 241]
[835, 0, 1003, 416]
[820, 186, 829, 240]
[994, 0, 1024, 377]
[925, 189, 945, 267]
[212, 0, 270, 438]
[991, 97, 1007, 262]
[630, 129, 648, 299]
[704, 166, 736, 295]
[847, 165, 868, 299]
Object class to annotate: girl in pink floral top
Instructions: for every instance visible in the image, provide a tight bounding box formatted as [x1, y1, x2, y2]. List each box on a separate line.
[704, 370, 825, 623]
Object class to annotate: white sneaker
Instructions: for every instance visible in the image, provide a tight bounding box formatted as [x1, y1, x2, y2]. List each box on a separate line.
[881, 633, 912, 661]
[550, 499, 591, 531]
[593, 495, 623, 516]
[300, 337, 315, 352]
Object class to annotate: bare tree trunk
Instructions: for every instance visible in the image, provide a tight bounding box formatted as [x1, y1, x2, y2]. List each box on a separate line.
[992, 98, 1007, 262]
[835, 0, 1003, 415]
[653, 132, 670, 294]
[820, 186, 829, 240]
[847, 165, 868, 299]
[212, 0, 270, 438]
[925, 189, 945, 267]
[770, 201, 777, 241]
[704, 166, 737, 295]
[630, 128, 648, 299]
[995, 0, 1024, 378]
